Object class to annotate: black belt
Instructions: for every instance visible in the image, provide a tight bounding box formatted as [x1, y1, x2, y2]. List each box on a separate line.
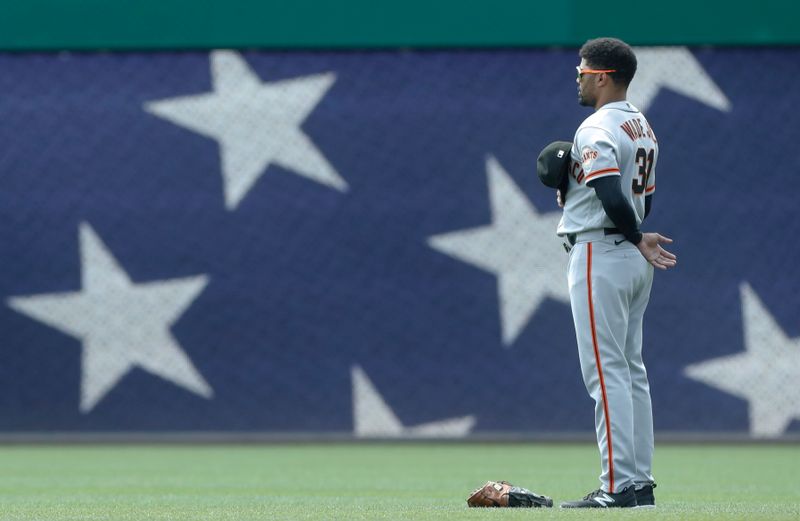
[566, 228, 621, 246]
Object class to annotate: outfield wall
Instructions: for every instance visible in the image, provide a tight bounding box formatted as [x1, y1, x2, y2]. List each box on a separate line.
[1, 46, 798, 440]
[0, 0, 798, 50]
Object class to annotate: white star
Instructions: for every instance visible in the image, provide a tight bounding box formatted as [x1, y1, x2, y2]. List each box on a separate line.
[144, 50, 347, 210]
[351, 365, 475, 438]
[630, 47, 731, 113]
[7, 223, 213, 413]
[684, 283, 800, 437]
[428, 155, 568, 347]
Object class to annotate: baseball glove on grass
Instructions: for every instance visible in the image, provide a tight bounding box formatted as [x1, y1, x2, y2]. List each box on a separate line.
[466, 480, 553, 508]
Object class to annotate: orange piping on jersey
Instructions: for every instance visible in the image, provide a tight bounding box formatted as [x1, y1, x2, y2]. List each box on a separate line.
[584, 168, 620, 182]
[645, 185, 656, 193]
[587, 243, 615, 493]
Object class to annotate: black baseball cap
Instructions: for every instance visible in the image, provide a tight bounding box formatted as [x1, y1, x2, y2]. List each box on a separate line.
[536, 141, 572, 188]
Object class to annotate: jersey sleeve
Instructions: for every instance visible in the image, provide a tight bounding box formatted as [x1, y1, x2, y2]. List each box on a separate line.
[575, 126, 620, 183]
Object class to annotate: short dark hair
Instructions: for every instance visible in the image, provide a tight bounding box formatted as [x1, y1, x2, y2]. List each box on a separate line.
[579, 37, 637, 86]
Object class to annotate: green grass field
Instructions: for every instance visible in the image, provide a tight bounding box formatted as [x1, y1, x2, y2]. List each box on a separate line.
[0, 443, 798, 520]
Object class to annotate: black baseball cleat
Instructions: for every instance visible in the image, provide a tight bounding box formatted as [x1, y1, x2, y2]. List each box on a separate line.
[560, 486, 637, 508]
[634, 482, 656, 508]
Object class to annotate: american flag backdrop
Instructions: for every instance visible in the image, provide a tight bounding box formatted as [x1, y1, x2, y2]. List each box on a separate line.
[1, 48, 798, 438]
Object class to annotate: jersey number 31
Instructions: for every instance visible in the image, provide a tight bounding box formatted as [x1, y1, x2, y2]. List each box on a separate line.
[632, 147, 654, 195]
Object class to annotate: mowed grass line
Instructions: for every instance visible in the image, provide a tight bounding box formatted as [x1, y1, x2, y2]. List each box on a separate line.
[0, 444, 797, 520]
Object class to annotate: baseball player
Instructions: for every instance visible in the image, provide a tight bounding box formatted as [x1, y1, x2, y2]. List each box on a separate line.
[553, 38, 676, 508]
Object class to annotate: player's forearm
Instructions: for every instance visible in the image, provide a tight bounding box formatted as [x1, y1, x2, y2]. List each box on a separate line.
[588, 176, 643, 245]
[644, 194, 652, 220]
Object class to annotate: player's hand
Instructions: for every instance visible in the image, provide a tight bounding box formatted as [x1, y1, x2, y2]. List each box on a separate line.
[556, 190, 564, 208]
[636, 233, 677, 270]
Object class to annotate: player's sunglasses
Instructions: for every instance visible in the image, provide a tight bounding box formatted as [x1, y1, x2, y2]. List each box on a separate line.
[576, 66, 617, 79]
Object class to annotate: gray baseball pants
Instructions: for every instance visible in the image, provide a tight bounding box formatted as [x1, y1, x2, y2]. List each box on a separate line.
[566, 230, 655, 494]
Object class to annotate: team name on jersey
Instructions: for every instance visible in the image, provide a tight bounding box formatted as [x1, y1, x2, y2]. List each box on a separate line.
[570, 161, 585, 184]
[620, 117, 657, 143]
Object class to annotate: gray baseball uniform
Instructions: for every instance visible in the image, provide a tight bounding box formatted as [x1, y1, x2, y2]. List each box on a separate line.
[557, 100, 657, 494]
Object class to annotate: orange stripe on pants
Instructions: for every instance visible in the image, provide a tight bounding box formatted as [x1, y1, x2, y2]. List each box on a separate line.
[587, 243, 615, 493]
